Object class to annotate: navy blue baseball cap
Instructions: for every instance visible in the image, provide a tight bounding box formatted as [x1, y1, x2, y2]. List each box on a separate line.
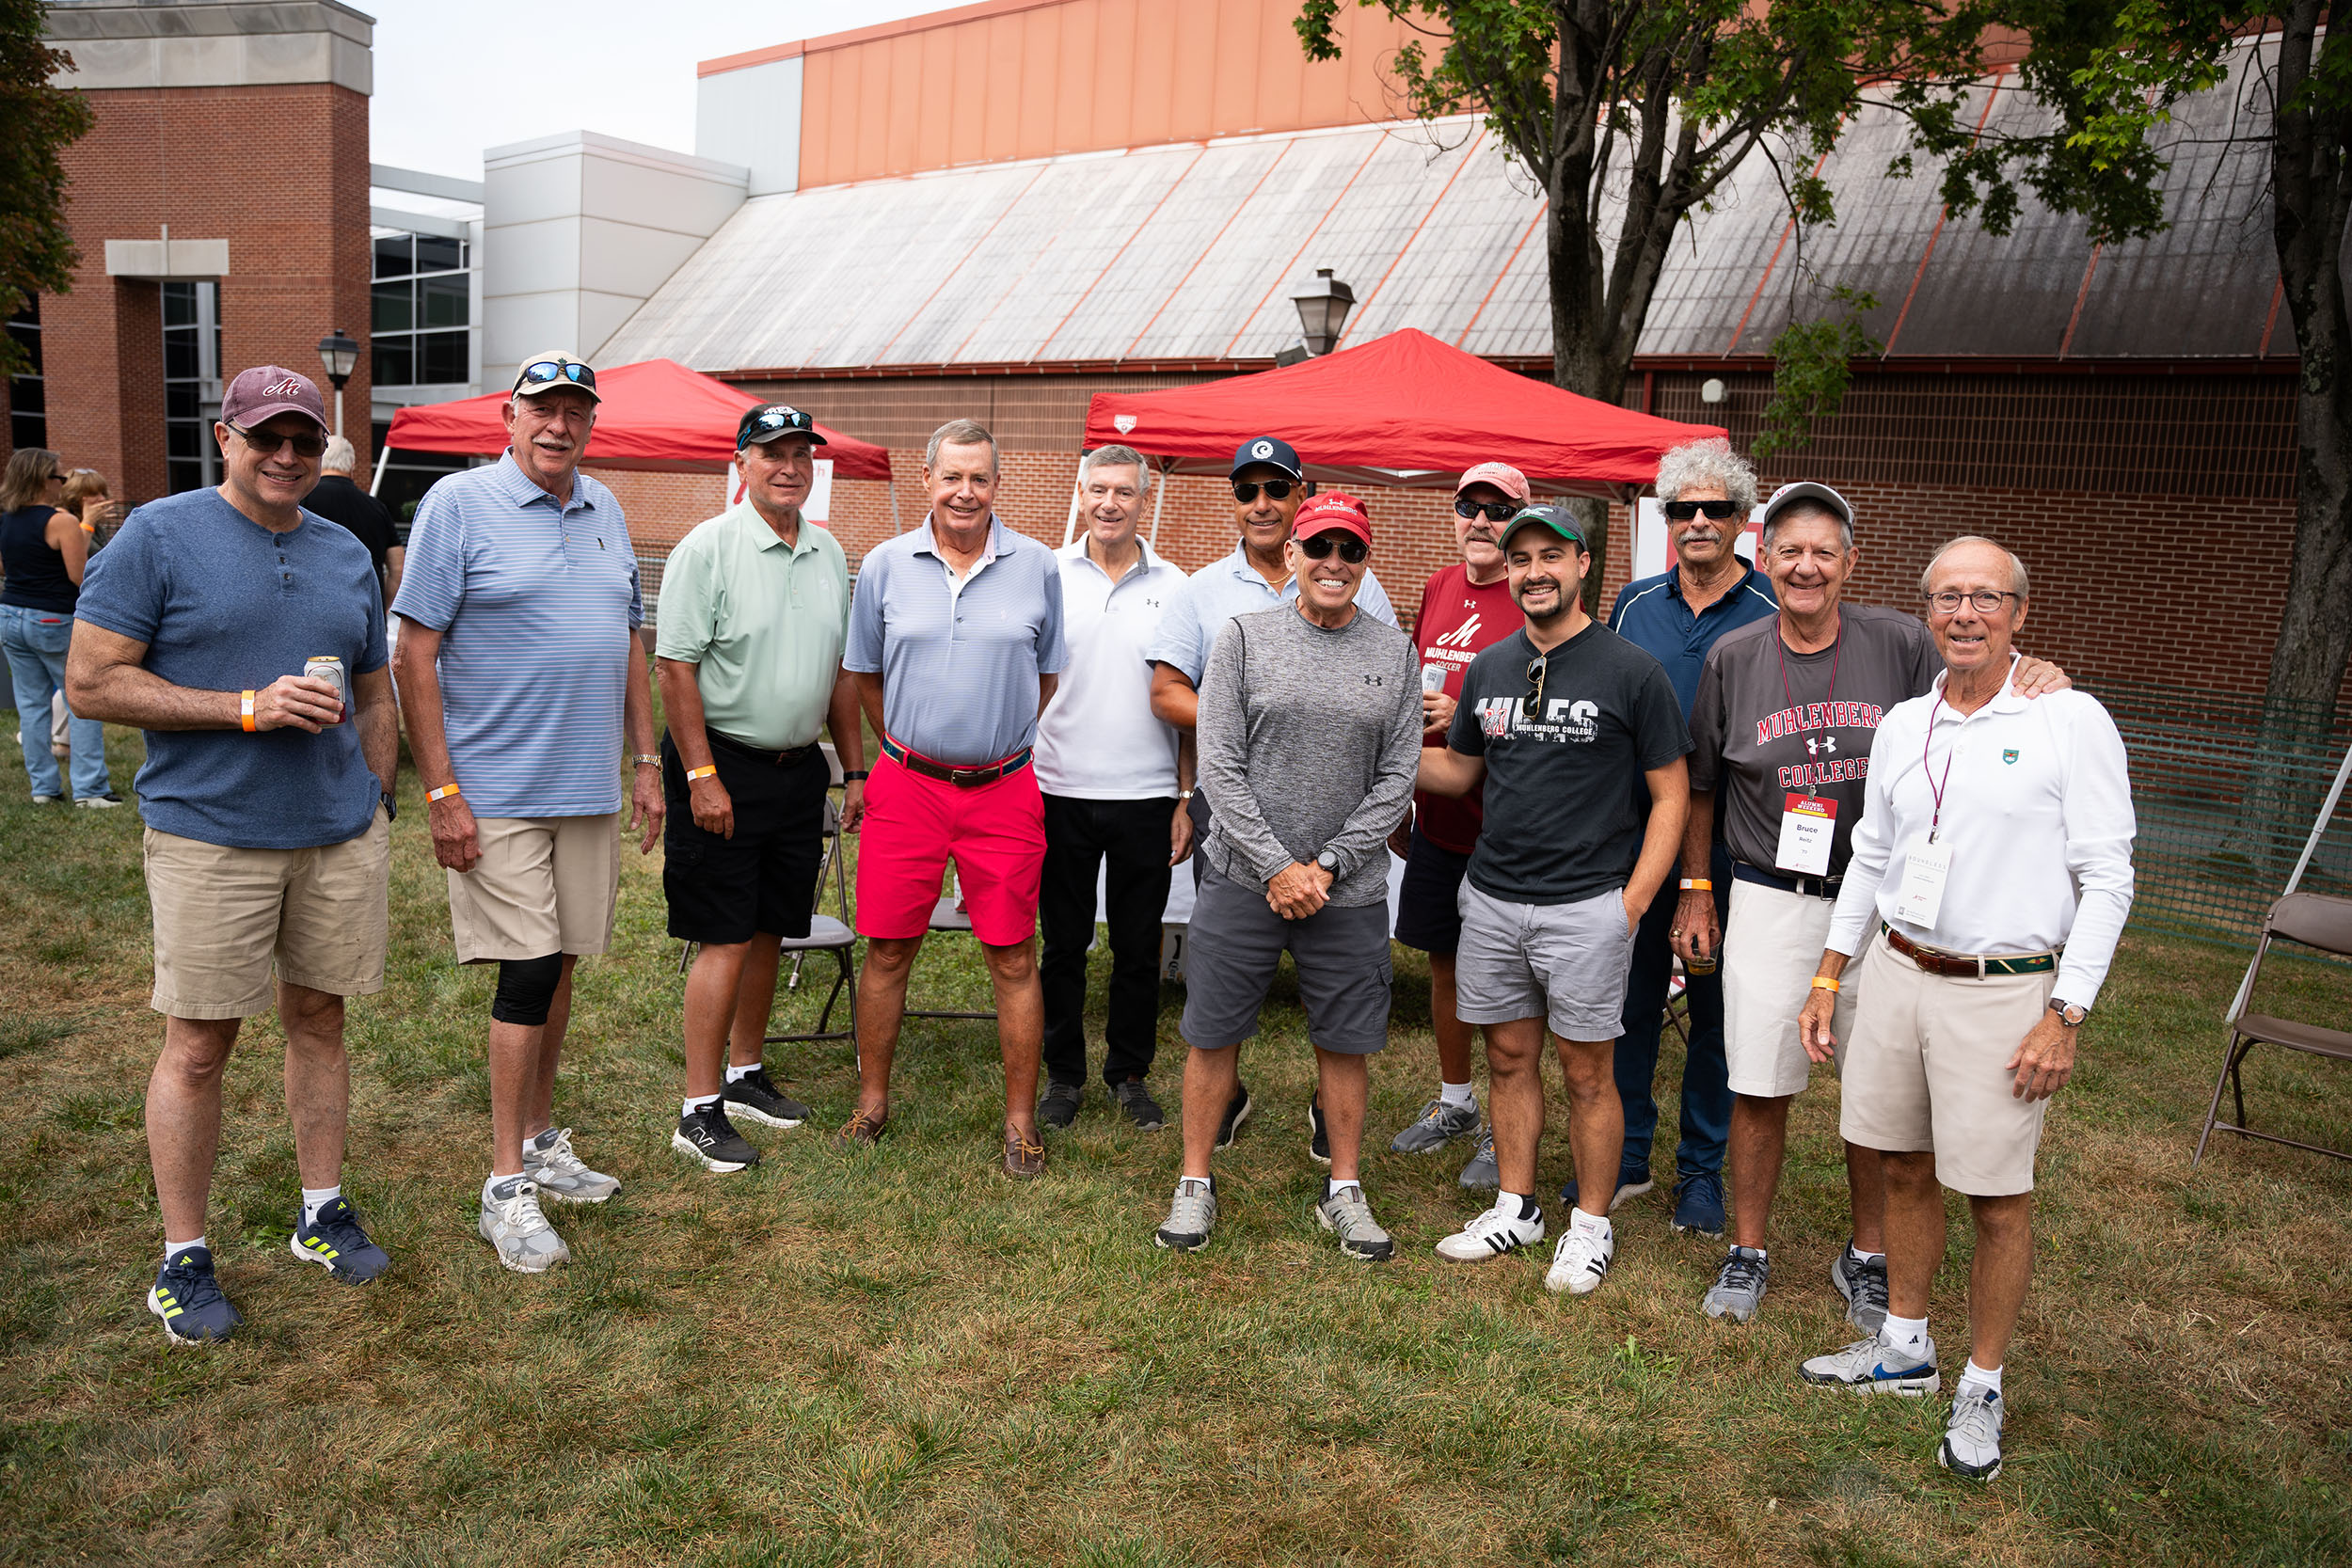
[737, 403, 828, 451]
[1230, 436, 1303, 481]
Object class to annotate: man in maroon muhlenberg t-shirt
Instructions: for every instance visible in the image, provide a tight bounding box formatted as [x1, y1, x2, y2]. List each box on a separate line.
[1386, 461, 1532, 1184]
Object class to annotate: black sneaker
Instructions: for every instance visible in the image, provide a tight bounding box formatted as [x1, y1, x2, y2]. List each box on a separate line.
[672, 1103, 761, 1173]
[149, 1244, 241, 1345]
[1112, 1078, 1165, 1130]
[1038, 1080, 1083, 1129]
[1215, 1082, 1253, 1150]
[1307, 1093, 1330, 1165]
[723, 1065, 809, 1130]
[290, 1196, 391, 1283]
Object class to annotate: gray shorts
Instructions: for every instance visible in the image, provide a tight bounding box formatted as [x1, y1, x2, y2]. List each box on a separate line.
[1454, 880, 1636, 1042]
[1181, 864, 1393, 1054]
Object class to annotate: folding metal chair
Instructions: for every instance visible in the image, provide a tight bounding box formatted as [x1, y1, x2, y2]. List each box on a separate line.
[2193, 890, 2352, 1166]
[1661, 967, 1692, 1049]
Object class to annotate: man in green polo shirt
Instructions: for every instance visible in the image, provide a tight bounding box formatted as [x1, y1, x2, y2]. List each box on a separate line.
[655, 404, 869, 1173]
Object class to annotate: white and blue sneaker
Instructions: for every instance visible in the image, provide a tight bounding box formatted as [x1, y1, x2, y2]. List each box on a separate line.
[1799, 1331, 1940, 1396]
[290, 1196, 391, 1283]
[149, 1245, 241, 1345]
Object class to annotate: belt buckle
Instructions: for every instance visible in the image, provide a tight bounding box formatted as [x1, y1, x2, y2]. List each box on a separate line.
[949, 764, 991, 787]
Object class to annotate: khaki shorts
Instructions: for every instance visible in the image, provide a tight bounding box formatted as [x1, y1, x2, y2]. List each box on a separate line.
[448, 814, 622, 962]
[1723, 878, 1856, 1098]
[1838, 932, 2058, 1196]
[145, 811, 391, 1020]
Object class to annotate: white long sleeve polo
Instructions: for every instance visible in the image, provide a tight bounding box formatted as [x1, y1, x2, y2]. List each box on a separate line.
[1825, 657, 2137, 1010]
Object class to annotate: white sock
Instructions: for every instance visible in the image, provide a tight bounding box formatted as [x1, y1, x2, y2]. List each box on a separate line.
[1438, 1080, 1476, 1111]
[1882, 1312, 1930, 1354]
[1570, 1207, 1611, 1240]
[300, 1185, 341, 1226]
[1175, 1175, 1213, 1197]
[1959, 1360, 2002, 1398]
[1849, 1242, 1885, 1264]
[529, 1127, 562, 1152]
[683, 1092, 722, 1117]
[166, 1236, 206, 1260]
[1326, 1178, 1362, 1198]
[725, 1061, 760, 1084]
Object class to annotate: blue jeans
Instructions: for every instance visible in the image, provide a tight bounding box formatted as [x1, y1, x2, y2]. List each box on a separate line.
[1613, 839, 1731, 1182]
[1, 604, 112, 801]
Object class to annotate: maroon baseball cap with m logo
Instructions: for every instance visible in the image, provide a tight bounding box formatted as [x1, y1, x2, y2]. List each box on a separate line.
[219, 366, 328, 432]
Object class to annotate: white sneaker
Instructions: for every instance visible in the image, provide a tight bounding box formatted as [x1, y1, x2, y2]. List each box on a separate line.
[1542, 1220, 1614, 1295]
[478, 1177, 570, 1273]
[1434, 1196, 1545, 1260]
[1940, 1386, 2005, 1479]
[523, 1128, 620, 1203]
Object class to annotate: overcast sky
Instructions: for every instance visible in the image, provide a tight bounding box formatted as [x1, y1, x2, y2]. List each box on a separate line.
[366, 0, 939, 178]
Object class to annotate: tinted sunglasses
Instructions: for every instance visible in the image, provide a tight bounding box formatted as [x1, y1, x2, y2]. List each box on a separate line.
[1454, 497, 1518, 522]
[516, 359, 596, 391]
[743, 407, 814, 437]
[230, 424, 326, 459]
[1232, 479, 1295, 503]
[1296, 531, 1368, 564]
[1662, 499, 1740, 521]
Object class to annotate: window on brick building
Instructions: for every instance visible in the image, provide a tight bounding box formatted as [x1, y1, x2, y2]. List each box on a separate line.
[7, 296, 41, 451]
[162, 280, 222, 495]
[372, 232, 472, 390]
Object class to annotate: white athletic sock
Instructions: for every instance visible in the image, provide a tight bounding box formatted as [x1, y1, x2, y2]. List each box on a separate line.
[1438, 1080, 1476, 1111]
[725, 1061, 760, 1084]
[166, 1236, 206, 1260]
[1882, 1312, 1930, 1354]
[1569, 1207, 1611, 1240]
[1175, 1175, 1213, 1197]
[300, 1185, 341, 1226]
[1326, 1178, 1362, 1199]
[683, 1092, 722, 1117]
[529, 1126, 562, 1152]
[1848, 1242, 1885, 1264]
[1958, 1360, 2003, 1398]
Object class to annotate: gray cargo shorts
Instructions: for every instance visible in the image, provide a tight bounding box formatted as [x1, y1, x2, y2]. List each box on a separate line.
[1180, 863, 1394, 1054]
[1454, 880, 1636, 1042]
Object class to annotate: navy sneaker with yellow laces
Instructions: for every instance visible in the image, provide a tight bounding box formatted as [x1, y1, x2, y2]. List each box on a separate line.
[290, 1196, 392, 1283]
[149, 1245, 242, 1345]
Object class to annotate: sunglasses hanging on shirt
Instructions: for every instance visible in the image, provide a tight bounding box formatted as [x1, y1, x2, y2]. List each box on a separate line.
[1297, 532, 1368, 564]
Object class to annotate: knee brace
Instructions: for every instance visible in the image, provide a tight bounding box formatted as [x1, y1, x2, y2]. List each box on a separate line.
[490, 952, 564, 1026]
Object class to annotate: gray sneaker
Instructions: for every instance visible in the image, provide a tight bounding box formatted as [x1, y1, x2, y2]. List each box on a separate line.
[1154, 1178, 1216, 1252]
[1798, 1331, 1939, 1396]
[478, 1176, 571, 1273]
[1830, 1244, 1890, 1336]
[1391, 1097, 1480, 1153]
[523, 1127, 620, 1203]
[1456, 1126, 1499, 1190]
[1700, 1245, 1771, 1323]
[1940, 1386, 2005, 1480]
[1314, 1184, 1395, 1261]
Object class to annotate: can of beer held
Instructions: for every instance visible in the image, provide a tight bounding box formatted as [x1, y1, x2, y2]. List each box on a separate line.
[304, 655, 346, 723]
[1420, 661, 1449, 695]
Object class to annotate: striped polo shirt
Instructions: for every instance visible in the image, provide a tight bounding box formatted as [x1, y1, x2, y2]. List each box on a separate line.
[391, 452, 642, 818]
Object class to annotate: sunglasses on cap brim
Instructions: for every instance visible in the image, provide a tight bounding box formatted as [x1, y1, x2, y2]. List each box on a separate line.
[743, 408, 819, 440]
[516, 360, 596, 392]
[1662, 498, 1739, 520]
[1295, 531, 1368, 564]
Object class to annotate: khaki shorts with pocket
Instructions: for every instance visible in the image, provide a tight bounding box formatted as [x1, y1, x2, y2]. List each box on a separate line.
[145, 810, 391, 1019]
[448, 814, 622, 963]
[1723, 879, 1857, 1098]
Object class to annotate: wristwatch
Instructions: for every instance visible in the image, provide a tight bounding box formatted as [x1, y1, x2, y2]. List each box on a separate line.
[2048, 998, 2089, 1026]
[1316, 848, 1340, 874]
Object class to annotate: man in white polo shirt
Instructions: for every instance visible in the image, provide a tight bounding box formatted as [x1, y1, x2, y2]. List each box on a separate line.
[1033, 444, 1192, 1132]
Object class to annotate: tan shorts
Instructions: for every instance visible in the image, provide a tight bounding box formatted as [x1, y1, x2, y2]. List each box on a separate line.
[1723, 878, 1856, 1098]
[1838, 932, 2058, 1196]
[448, 814, 622, 963]
[145, 811, 391, 1020]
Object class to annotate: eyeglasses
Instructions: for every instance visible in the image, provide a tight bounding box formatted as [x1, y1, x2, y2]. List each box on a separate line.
[230, 424, 326, 459]
[1926, 589, 2022, 615]
[1296, 532, 1368, 564]
[1454, 497, 1517, 522]
[516, 360, 596, 391]
[743, 407, 812, 436]
[1232, 479, 1295, 503]
[1526, 654, 1549, 714]
[1662, 499, 1740, 521]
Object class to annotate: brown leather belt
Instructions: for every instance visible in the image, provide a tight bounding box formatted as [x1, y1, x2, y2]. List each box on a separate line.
[1883, 923, 2059, 978]
[881, 734, 1032, 787]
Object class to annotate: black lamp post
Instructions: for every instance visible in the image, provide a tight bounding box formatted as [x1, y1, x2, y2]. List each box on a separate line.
[316, 328, 358, 436]
[1291, 268, 1357, 356]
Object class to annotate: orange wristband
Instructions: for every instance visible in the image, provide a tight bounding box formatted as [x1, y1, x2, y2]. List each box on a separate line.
[427, 784, 461, 802]
[240, 690, 257, 732]
[686, 765, 718, 782]
[1679, 878, 1712, 891]
[1810, 975, 1840, 992]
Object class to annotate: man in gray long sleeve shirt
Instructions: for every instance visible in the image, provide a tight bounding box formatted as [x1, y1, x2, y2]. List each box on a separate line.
[1154, 493, 1421, 1262]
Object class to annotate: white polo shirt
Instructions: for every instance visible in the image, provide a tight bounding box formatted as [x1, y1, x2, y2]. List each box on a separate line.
[1033, 536, 1189, 800]
[1826, 656, 2137, 1010]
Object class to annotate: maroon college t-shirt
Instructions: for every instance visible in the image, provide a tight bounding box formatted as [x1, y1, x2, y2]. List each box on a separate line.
[1412, 562, 1520, 855]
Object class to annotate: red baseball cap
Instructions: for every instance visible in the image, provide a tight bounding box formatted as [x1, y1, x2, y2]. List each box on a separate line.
[219, 366, 328, 433]
[1292, 491, 1371, 546]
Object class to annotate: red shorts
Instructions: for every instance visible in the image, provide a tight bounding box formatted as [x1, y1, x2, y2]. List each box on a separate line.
[855, 752, 1046, 945]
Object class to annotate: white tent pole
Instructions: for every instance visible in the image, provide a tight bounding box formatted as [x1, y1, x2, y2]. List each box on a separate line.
[1148, 457, 1168, 547]
[1061, 468, 1084, 546]
[368, 443, 394, 497]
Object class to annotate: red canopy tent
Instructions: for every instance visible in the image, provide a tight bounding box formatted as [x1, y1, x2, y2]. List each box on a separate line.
[380, 357, 892, 481]
[1083, 328, 1720, 500]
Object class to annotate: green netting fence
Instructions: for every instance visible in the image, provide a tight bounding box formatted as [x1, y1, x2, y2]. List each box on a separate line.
[2092, 681, 2352, 946]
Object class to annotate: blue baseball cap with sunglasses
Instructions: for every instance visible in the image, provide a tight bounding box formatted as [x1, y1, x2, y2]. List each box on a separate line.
[737, 403, 829, 451]
[510, 351, 600, 404]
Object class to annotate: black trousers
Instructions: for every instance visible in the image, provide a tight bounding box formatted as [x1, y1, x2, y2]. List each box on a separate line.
[1040, 793, 1176, 1087]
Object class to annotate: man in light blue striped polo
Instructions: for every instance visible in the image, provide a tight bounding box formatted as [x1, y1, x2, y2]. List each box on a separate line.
[391, 351, 665, 1274]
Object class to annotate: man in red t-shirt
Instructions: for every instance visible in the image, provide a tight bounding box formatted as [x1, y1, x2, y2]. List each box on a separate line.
[1387, 461, 1529, 1184]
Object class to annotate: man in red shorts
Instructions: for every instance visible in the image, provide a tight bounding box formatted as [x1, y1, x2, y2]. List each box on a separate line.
[840, 419, 1068, 1176]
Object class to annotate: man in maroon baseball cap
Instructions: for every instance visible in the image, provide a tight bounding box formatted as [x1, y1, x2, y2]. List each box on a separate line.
[219, 365, 331, 433]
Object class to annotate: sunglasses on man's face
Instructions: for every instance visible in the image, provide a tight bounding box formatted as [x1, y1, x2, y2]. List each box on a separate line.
[231, 424, 326, 459]
[1662, 499, 1740, 521]
[1455, 497, 1518, 523]
[1296, 531, 1368, 564]
[517, 360, 596, 390]
[1232, 479, 1295, 504]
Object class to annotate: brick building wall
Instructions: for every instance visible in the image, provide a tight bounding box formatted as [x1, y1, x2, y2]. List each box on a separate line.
[40, 82, 373, 504]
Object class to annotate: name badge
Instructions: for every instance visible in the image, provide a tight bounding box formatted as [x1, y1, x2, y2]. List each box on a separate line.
[1894, 840, 1953, 930]
[1775, 793, 1836, 878]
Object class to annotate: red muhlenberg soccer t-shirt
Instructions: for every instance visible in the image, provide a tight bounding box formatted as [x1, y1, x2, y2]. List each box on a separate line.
[1412, 562, 1519, 855]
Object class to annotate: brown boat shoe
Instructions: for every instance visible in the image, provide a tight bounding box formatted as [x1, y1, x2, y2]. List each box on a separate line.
[834, 1107, 888, 1148]
[1002, 1122, 1046, 1179]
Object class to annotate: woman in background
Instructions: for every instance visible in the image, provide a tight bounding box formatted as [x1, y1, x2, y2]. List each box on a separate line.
[0, 448, 118, 805]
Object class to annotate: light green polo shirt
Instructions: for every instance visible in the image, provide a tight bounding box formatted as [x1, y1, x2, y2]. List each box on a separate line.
[654, 500, 850, 751]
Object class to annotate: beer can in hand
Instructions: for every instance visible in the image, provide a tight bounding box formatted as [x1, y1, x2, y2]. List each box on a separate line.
[1420, 662, 1448, 695]
[304, 655, 346, 724]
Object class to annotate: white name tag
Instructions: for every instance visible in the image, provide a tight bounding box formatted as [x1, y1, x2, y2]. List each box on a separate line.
[1894, 840, 1952, 930]
[1776, 792, 1836, 878]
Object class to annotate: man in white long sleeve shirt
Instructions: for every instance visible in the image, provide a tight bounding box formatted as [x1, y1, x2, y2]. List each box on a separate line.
[1790, 536, 2136, 1486]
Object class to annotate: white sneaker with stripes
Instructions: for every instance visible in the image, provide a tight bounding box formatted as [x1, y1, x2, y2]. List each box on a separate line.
[1434, 1196, 1546, 1261]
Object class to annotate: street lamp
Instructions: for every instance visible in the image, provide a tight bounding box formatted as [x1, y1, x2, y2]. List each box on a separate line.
[316, 328, 358, 436]
[1290, 268, 1356, 356]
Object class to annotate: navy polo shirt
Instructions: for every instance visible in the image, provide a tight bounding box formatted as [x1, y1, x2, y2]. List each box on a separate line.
[1608, 563, 1778, 718]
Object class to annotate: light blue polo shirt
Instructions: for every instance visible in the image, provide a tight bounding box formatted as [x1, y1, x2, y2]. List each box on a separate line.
[1144, 540, 1397, 684]
[391, 452, 642, 818]
[844, 515, 1067, 767]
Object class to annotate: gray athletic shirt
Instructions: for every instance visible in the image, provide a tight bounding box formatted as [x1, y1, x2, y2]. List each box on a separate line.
[1196, 603, 1422, 906]
[1687, 603, 1940, 876]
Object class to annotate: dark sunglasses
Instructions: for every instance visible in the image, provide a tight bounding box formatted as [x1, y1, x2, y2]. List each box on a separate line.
[1454, 497, 1517, 522]
[1232, 479, 1295, 503]
[1526, 654, 1549, 713]
[1297, 531, 1368, 564]
[230, 424, 326, 459]
[1662, 499, 1740, 521]
[516, 359, 596, 390]
[744, 408, 811, 436]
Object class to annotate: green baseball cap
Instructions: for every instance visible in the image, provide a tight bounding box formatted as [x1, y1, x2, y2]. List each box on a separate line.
[1501, 503, 1587, 550]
